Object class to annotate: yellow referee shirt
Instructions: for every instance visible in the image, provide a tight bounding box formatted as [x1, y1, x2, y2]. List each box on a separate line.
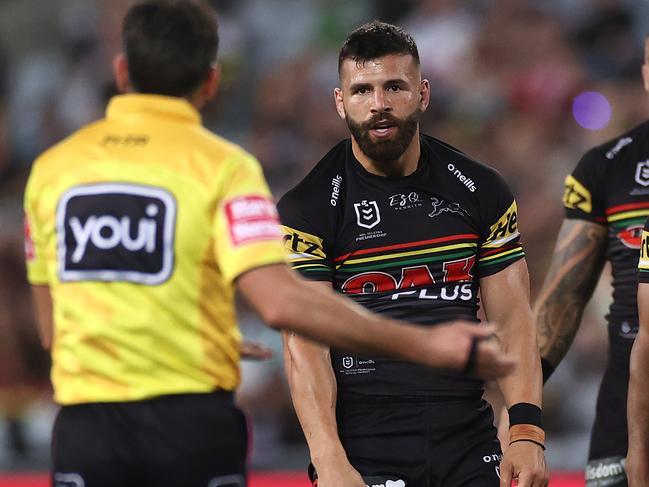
[24, 94, 286, 405]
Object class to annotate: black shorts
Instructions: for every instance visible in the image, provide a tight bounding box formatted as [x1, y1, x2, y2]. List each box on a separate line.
[52, 391, 248, 487]
[310, 395, 502, 487]
[587, 357, 629, 486]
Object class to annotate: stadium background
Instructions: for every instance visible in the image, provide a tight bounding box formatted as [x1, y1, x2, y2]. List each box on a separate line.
[1, 0, 648, 485]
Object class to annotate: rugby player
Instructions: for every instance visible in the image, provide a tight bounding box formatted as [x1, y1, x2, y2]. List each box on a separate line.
[626, 36, 649, 487]
[536, 35, 649, 487]
[279, 21, 548, 487]
[23, 3, 514, 487]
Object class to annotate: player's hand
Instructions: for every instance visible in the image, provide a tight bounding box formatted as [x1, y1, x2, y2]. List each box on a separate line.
[240, 341, 274, 360]
[626, 450, 648, 486]
[313, 457, 366, 487]
[432, 322, 515, 380]
[499, 441, 549, 487]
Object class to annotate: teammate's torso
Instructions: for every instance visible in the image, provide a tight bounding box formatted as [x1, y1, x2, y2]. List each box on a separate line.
[565, 120, 649, 351]
[24, 94, 285, 404]
[279, 135, 524, 397]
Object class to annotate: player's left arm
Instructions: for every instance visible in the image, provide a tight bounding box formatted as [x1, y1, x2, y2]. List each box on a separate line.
[480, 259, 549, 487]
[627, 285, 649, 483]
[30, 284, 53, 350]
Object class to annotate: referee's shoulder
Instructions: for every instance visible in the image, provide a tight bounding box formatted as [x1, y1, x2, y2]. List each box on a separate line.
[191, 125, 259, 166]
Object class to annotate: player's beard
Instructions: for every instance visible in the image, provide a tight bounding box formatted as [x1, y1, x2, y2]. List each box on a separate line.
[346, 108, 420, 165]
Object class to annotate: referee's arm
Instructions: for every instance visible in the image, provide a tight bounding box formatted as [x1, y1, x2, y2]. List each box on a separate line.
[626, 283, 649, 485]
[30, 285, 53, 350]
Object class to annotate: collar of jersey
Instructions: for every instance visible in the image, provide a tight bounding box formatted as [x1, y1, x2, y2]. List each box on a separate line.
[348, 138, 430, 183]
[107, 94, 201, 125]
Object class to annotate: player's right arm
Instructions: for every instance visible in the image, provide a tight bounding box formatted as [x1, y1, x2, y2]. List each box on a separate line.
[282, 280, 364, 487]
[535, 154, 608, 381]
[534, 219, 606, 376]
[626, 226, 649, 485]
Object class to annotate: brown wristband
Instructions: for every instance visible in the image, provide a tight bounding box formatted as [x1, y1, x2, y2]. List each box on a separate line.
[509, 424, 545, 450]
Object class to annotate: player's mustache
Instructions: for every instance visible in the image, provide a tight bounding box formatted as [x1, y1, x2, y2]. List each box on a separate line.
[362, 112, 403, 130]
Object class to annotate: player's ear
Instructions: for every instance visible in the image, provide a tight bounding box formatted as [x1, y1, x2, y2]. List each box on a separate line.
[334, 88, 346, 119]
[643, 63, 649, 94]
[113, 53, 131, 93]
[419, 79, 430, 112]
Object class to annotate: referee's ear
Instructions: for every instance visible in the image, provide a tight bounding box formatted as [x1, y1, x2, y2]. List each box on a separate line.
[113, 53, 131, 94]
[201, 64, 221, 102]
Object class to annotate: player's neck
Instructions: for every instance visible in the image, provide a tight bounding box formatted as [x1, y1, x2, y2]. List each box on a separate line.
[351, 131, 421, 178]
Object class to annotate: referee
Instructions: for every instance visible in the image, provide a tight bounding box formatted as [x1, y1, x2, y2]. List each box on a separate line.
[24, 2, 513, 487]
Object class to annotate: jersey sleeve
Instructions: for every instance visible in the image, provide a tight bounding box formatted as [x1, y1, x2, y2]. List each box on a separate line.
[638, 218, 649, 283]
[477, 171, 525, 278]
[563, 149, 607, 224]
[213, 154, 286, 283]
[23, 164, 49, 285]
[277, 189, 334, 282]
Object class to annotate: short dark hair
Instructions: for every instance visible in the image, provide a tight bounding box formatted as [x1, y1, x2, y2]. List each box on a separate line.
[122, 0, 219, 97]
[338, 21, 419, 74]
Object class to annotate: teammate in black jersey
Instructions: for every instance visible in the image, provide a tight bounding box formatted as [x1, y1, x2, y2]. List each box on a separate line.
[536, 35, 649, 487]
[621, 36, 649, 487]
[278, 21, 548, 487]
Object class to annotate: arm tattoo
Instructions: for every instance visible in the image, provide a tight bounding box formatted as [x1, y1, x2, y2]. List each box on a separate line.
[534, 220, 607, 367]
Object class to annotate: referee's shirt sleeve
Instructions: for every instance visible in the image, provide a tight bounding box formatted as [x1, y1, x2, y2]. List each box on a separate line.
[213, 154, 287, 283]
[24, 161, 49, 285]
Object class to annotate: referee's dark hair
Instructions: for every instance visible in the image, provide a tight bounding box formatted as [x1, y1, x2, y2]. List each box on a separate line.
[122, 0, 219, 97]
[338, 21, 419, 75]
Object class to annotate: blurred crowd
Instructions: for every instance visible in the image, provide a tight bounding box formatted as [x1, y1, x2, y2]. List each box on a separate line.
[1, 0, 649, 472]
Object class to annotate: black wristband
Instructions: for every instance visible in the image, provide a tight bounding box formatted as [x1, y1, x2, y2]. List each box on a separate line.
[508, 402, 543, 429]
[463, 336, 479, 375]
[541, 357, 555, 384]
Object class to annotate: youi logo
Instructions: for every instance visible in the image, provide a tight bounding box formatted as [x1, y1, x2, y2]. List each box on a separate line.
[57, 183, 176, 285]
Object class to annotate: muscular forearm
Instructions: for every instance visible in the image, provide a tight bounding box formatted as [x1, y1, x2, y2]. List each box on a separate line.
[240, 265, 466, 370]
[628, 330, 649, 460]
[283, 334, 345, 464]
[535, 220, 606, 368]
[497, 313, 542, 407]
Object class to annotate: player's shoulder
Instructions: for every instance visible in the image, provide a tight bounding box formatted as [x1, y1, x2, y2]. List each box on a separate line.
[422, 134, 507, 191]
[580, 120, 649, 168]
[278, 139, 349, 212]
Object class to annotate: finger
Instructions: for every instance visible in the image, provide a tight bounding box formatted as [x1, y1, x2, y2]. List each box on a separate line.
[499, 462, 513, 487]
[515, 471, 533, 487]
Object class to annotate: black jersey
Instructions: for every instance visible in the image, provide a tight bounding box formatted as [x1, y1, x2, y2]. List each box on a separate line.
[277, 134, 524, 398]
[565, 120, 649, 356]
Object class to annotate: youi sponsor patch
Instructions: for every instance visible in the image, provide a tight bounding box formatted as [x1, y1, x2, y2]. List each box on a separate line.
[56, 183, 176, 285]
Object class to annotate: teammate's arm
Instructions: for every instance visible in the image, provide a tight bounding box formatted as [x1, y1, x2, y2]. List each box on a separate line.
[282, 281, 364, 487]
[534, 219, 607, 379]
[627, 278, 649, 484]
[480, 259, 549, 487]
[237, 264, 514, 378]
[30, 285, 53, 350]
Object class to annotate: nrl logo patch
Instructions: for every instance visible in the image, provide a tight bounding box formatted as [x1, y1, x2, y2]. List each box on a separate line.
[428, 197, 469, 219]
[354, 200, 381, 229]
[636, 160, 649, 187]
